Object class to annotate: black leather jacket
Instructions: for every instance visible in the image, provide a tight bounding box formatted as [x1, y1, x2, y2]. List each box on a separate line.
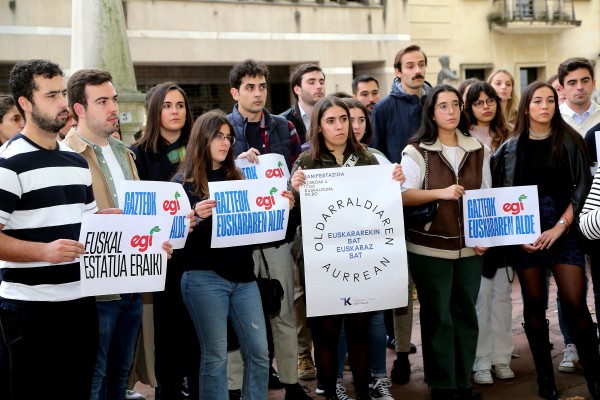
[492, 132, 592, 216]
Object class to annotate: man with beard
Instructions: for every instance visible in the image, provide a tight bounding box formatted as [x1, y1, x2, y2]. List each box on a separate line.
[0, 59, 101, 399]
[352, 75, 381, 112]
[281, 63, 325, 149]
[61, 69, 144, 400]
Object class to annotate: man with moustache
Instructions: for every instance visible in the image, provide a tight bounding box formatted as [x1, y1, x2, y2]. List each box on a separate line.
[370, 44, 432, 386]
[0, 59, 100, 399]
[372, 44, 432, 164]
[281, 63, 325, 148]
[62, 69, 143, 400]
[352, 75, 381, 112]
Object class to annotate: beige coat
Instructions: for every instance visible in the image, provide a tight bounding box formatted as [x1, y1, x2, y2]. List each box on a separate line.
[62, 129, 157, 387]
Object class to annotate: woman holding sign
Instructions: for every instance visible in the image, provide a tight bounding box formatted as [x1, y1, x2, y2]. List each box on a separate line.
[176, 110, 294, 400]
[463, 81, 515, 385]
[130, 82, 197, 399]
[290, 96, 404, 400]
[400, 84, 491, 400]
[494, 81, 600, 400]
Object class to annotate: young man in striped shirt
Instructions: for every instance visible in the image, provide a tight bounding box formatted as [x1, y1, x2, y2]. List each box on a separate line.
[0, 59, 102, 400]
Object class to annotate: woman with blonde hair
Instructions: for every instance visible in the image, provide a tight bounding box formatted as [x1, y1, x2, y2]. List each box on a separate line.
[488, 70, 518, 126]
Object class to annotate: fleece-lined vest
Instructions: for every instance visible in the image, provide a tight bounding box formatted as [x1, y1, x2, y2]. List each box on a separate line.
[406, 143, 484, 254]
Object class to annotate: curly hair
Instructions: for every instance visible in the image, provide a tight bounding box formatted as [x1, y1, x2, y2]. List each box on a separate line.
[8, 59, 64, 115]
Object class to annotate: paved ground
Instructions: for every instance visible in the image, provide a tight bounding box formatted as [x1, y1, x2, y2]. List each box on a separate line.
[133, 273, 597, 399]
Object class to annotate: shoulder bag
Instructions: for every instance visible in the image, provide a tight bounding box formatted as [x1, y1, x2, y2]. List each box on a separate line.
[403, 150, 438, 227]
[256, 247, 284, 317]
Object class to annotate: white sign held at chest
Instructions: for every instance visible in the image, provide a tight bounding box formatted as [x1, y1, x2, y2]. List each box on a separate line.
[117, 180, 191, 249]
[463, 185, 541, 247]
[299, 165, 407, 317]
[79, 214, 172, 296]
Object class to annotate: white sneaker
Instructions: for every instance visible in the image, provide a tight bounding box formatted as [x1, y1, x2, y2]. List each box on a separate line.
[370, 377, 394, 400]
[125, 389, 146, 400]
[473, 369, 494, 385]
[558, 344, 578, 373]
[492, 363, 515, 379]
[336, 383, 355, 400]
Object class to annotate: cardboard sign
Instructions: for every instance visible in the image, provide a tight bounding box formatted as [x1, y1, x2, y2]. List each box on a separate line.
[208, 177, 290, 248]
[235, 153, 290, 180]
[79, 214, 171, 296]
[300, 165, 407, 317]
[118, 180, 191, 249]
[463, 185, 541, 247]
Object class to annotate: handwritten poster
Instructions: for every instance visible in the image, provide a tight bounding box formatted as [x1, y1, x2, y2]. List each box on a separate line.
[299, 165, 407, 317]
[463, 185, 540, 247]
[118, 180, 191, 249]
[208, 177, 289, 248]
[79, 214, 171, 296]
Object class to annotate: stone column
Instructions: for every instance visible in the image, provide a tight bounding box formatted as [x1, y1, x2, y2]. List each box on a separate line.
[71, 0, 145, 145]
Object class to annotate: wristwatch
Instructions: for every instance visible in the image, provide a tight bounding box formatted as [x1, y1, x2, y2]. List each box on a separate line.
[558, 218, 567, 228]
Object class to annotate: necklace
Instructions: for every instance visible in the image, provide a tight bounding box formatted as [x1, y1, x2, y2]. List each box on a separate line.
[334, 153, 344, 165]
[528, 129, 551, 140]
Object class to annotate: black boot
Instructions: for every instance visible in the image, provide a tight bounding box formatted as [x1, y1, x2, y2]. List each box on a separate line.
[523, 321, 559, 400]
[571, 324, 600, 400]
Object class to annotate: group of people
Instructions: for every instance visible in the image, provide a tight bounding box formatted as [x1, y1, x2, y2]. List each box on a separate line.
[1, 44, 600, 400]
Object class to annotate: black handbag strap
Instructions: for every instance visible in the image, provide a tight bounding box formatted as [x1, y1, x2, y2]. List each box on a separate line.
[259, 246, 272, 279]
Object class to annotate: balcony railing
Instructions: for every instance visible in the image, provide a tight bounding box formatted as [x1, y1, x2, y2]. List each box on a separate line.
[490, 0, 581, 33]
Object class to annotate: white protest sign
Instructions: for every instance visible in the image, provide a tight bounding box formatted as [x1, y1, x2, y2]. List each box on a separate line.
[79, 214, 171, 296]
[235, 153, 290, 180]
[373, 153, 391, 165]
[300, 165, 407, 317]
[117, 181, 191, 249]
[593, 131, 600, 176]
[463, 185, 540, 247]
[208, 177, 289, 248]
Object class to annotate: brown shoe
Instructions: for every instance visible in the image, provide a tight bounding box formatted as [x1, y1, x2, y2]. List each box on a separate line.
[298, 352, 317, 380]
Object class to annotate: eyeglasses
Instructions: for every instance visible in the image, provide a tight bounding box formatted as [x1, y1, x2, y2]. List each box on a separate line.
[215, 133, 236, 146]
[435, 101, 463, 114]
[472, 98, 497, 108]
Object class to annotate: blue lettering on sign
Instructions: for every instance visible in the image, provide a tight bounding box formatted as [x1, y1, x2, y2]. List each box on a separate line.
[123, 192, 157, 215]
[467, 197, 497, 219]
[216, 211, 268, 237]
[214, 190, 251, 214]
[240, 166, 258, 180]
[169, 215, 186, 239]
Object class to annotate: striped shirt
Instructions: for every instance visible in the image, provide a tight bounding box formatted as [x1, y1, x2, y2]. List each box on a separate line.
[580, 166, 600, 240]
[0, 134, 97, 303]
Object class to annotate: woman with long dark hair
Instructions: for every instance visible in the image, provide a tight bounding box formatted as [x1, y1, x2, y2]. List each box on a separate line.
[494, 81, 600, 399]
[290, 96, 403, 400]
[400, 84, 491, 400]
[176, 110, 293, 399]
[129, 82, 197, 399]
[463, 81, 515, 385]
[0, 95, 24, 145]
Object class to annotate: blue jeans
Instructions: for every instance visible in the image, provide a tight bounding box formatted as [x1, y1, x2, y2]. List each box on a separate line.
[90, 294, 142, 400]
[181, 270, 269, 400]
[337, 311, 387, 379]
